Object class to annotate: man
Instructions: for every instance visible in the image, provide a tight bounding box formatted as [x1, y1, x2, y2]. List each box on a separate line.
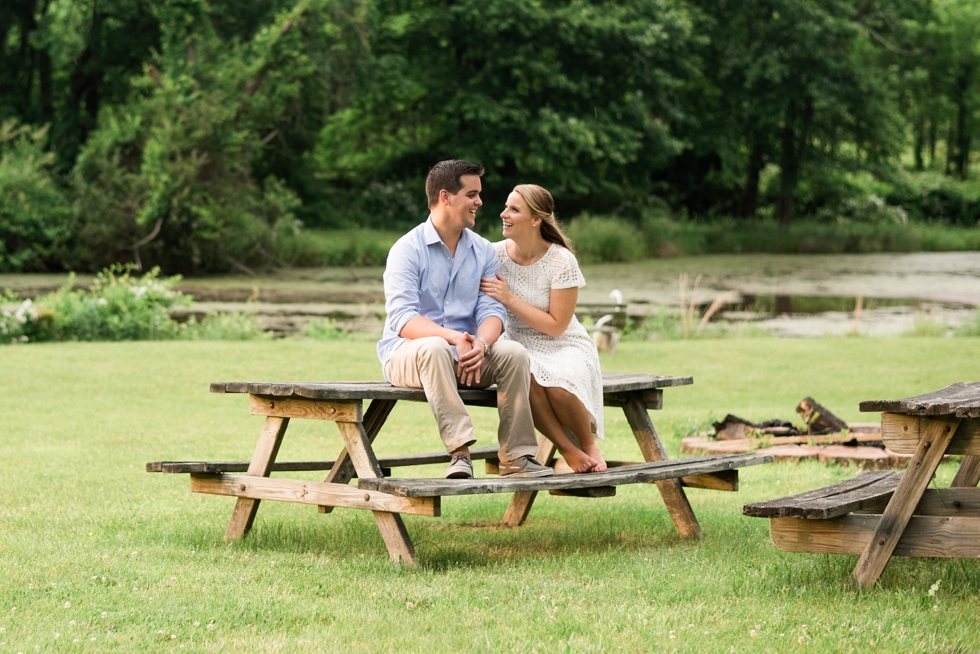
[378, 159, 553, 479]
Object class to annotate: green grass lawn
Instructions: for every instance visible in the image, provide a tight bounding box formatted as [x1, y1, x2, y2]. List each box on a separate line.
[1, 338, 979, 652]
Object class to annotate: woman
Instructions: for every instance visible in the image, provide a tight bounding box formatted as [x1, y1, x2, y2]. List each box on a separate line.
[480, 185, 606, 473]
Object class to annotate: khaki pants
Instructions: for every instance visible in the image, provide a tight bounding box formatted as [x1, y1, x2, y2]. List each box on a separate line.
[385, 337, 538, 462]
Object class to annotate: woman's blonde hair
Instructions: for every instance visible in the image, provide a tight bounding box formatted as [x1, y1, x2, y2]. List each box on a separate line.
[513, 184, 574, 253]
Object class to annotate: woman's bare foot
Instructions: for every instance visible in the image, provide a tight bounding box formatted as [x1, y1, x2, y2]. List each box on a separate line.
[561, 448, 598, 473]
[582, 443, 607, 472]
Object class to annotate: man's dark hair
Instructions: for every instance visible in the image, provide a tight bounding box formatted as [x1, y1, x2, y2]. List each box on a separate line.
[426, 159, 485, 207]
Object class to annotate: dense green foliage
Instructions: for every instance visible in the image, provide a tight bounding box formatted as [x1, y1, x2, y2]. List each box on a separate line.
[0, 265, 269, 342]
[3, 0, 980, 272]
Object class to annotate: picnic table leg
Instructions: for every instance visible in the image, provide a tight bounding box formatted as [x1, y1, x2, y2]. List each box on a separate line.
[951, 455, 980, 487]
[320, 399, 397, 514]
[336, 420, 416, 564]
[502, 436, 558, 527]
[622, 394, 702, 540]
[224, 416, 290, 540]
[848, 416, 961, 589]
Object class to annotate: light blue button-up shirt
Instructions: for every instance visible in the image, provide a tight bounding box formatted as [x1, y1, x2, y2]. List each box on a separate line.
[377, 218, 506, 376]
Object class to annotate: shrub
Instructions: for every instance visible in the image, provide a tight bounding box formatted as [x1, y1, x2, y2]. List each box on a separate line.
[0, 120, 73, 271]
[1, 265, 189, 343]
[179, 313, 268, 341]
[291, 229, 400, 267]
[956, 311, 980, 337]
[297, 318, 354, 341]
[1, 265, 283, 343]
[0, 296, 40, 343]
[565, 215, 646, 263]
[884, 170, 980, 226]
[37, 265, 189, 341]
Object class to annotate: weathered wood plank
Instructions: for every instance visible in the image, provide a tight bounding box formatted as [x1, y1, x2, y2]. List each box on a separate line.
[224, 416, 289, 541]
[360, 453, 771, 498]
[563, 461, 739, 491]
[210, 373, 694, 402]
[148, 446, 503, 475]
[549, 487, 617, 498]
[860, 382, 980, 417]
[680, 470, 738, 492]
[372, 511, 415, 564]
[849, 417, 961, 589]
[604, 389, 663, 410]
[952, 455, 980, 488]
[912, 488, 980, 516]
[191, 474, 440, 516]
[882, 413, 980, 455]
[622, 393, 703, 540]
[336, 420, 416, 564]
[770, 514, 980, 558]
[743, 471, 895, 517]
[502, 437, 557, 527]
[320, 398, 401, 514]
[249, 395, 361, 423]
[743, 472, 901, 519]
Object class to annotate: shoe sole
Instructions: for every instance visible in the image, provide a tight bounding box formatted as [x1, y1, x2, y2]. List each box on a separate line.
[445, 469, 473, 479]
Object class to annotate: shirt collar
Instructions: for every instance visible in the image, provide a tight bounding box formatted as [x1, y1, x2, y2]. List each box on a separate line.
[423, 216, 473, 251]
[423, 217, 442, 245]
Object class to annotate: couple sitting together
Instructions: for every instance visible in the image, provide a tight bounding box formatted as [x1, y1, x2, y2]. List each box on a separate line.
[377, 159, 606, 479]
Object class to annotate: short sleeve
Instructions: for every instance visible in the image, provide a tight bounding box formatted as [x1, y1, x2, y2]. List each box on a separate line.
[550, 247, 586, 289]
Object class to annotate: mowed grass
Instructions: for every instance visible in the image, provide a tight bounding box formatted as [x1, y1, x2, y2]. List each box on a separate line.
[1, 339, 979, 653]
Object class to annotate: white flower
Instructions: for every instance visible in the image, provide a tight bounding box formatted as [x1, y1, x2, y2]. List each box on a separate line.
[64, 602, 71, 609]
[14, 299, 37, 324]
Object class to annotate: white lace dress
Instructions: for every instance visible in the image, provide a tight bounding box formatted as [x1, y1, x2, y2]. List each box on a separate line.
[494, 241, 604, 439]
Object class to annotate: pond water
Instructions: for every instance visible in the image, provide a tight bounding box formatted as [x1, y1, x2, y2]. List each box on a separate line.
[2, 252, 977, 337]
[578, 252, 979, 337]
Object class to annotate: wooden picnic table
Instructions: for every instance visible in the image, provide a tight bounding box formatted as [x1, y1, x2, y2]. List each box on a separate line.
[744, 382, 980, 588]
[149, 373, 772, 564]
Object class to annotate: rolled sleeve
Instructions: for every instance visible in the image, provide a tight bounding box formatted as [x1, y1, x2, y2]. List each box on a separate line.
[475, 246, 506, 327]
[383, 241, 423, 338]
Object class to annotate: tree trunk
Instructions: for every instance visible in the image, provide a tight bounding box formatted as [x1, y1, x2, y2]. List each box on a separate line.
[955, 71, 972, 179]
[776, 98, 812, 226]
[737, 142, 765, 218]
[928, 116, 937, 168]
[946, 122, 954, 175]
[913, 113, 924, 171]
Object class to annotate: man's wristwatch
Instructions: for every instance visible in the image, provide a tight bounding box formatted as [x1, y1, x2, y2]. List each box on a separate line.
[476, 337, 491, 356]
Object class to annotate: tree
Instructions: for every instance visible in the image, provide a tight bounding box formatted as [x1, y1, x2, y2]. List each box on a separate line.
[70, 0, 337, 273]
[310, 0, 698, 226]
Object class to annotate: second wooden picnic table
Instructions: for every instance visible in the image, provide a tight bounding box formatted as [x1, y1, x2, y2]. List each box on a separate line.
[149, 373, 771, 564]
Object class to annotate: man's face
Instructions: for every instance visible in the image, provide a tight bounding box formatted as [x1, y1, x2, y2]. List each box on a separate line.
[443, 174, 483, 230]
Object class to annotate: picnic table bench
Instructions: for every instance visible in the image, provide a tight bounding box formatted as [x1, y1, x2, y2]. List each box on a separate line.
[744, 382, 980, 588]
[148, 373, 772, 564]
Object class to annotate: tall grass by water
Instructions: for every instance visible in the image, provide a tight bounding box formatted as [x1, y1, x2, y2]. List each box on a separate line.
[291, 219, 980, 269]
[2, 339, 979, 652]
